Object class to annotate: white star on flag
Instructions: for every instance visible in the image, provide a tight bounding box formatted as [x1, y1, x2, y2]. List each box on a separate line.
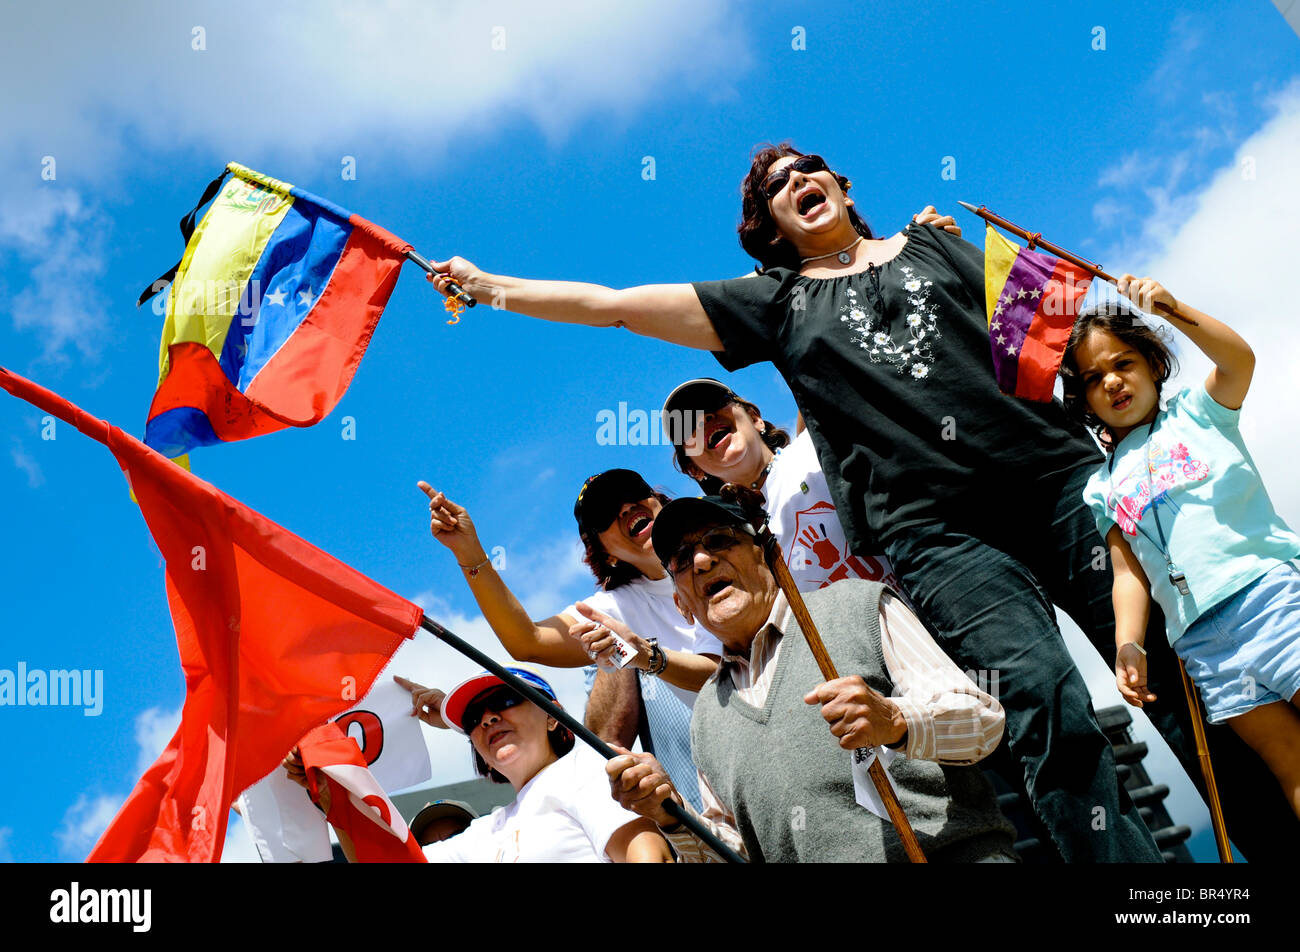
[298, 289, 314, 307]
[996, 334, 1006, 345]
[265, 288, 287, 307]
[1030, 287, 1042, 299]
[1016, 288, 1027, 299]
[994, 304, 1004, 316]
[991, 320, 1002, 331]
[1007, 344, 1017, 355]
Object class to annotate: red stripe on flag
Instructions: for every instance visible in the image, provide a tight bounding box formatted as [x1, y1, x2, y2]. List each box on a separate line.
[1013, 258, 1093, 402]
[243, 224, 406, 420]
[147, 341, 293, 441]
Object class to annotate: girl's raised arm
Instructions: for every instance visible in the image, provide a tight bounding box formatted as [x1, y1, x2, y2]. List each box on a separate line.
[1118, 274, 1255, 410]
[428, 257, 724, 351]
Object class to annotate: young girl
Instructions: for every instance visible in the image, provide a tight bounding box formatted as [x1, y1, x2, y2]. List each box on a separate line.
[1062, 274, 1300, 818]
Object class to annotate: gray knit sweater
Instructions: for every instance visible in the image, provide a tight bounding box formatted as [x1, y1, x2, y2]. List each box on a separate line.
[690, 579, 1016, 862]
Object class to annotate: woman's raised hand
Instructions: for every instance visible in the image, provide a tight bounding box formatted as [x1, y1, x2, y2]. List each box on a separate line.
[393, 674, 451, 730]
[570, 602, 649, 670]
[417, 482, 487, 565]
[426, 256, 485, 302]
[912, 205, 961, 237]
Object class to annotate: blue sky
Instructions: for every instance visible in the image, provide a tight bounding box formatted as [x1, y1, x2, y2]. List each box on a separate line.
[1, 1, 1298, 862]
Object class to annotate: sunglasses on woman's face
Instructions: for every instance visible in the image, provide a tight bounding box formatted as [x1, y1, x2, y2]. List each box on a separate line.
[761, 154, 829, 201]
[668, 527, 749, 577]
[461, 686, 524, 732]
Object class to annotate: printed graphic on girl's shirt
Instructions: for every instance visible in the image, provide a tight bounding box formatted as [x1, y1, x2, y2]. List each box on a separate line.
[787, 501, 899, 589]
[839, 265, 942, 380]
[1107, 439, 1210, 537]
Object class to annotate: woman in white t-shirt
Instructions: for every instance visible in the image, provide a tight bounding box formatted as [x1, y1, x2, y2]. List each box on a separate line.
[663, 378, 902, 593]
[399, 667, 672, 862]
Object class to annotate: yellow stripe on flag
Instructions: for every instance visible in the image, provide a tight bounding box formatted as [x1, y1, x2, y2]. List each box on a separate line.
[983, 224, 1020, 329]
[156, 169, 295, 383]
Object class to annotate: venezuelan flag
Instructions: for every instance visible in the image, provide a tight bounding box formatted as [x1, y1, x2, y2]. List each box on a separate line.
[983, 224, 1094, 402]
[144, 163, 411, 457]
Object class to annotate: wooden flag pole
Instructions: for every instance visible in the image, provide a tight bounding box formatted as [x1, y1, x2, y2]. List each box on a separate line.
[1176, 658, 1235, 863]
[417, 615, 747, 864]
[719, 486, 927, 862]
[956, 201, 1198, 326]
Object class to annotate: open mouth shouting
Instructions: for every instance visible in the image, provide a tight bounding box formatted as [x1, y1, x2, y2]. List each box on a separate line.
[1111, 391, 1133, 412]
[794, 184, 827, 219]
[622, 506, 654, 540]
[704, 418, 732, 452]
[701, 572, 735, 602]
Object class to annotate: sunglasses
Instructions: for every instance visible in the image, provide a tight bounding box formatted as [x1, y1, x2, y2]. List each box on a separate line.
[668, 527, 750, 576]
[461, 686, 525, 732]
[760, 154, 830, 201]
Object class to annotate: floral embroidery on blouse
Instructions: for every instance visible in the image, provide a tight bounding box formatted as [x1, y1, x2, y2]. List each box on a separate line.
[838, 265, 942, 378]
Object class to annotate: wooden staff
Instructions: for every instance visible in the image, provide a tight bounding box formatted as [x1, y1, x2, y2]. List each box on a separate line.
[721, 485, 927, 863]
[1176, 659, 1234, 862]
[957, 201, 1199, 327]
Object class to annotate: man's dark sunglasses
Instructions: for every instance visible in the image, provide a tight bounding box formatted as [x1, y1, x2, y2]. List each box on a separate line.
[668, 527, 750, 576]
[461, 686, 524, 732]
[760, 154, 829, 201]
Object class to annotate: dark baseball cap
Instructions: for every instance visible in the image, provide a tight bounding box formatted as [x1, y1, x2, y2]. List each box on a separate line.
[661, 378, 739, 446]
[573, 469, 655, 537]
[650, 495, 764, 567]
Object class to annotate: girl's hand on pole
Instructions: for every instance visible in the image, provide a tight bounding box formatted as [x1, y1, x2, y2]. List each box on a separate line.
[417, 481, 487, 565]
[1115, 643, 1156, 708]
[393, 674, 451, 730]
[570, 602, 649, 670]
[1117, 274, 1176, 316]
[426, 256, 484, 301]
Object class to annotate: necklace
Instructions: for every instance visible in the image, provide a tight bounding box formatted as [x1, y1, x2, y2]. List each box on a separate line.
[750, 457, 775, 490]
[800, 235, 862, 266]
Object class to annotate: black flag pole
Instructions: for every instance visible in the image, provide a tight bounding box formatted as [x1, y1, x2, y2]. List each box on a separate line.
[404, 249, 476, 308]
[417, 615, 747, 864]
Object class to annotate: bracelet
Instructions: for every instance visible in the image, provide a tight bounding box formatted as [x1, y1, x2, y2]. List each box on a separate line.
[1119, 642, 1146, 657]
[645, 638, 668, 676]
[459, 556, 491, 579]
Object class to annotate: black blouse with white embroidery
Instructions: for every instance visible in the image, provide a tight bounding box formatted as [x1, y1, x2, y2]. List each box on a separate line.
[693, 222, 1101, 550]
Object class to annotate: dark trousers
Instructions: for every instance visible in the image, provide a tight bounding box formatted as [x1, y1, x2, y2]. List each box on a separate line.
[886, 463, 1298, 861]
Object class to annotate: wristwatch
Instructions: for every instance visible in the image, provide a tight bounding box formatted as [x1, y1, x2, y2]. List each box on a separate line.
[645, 638, 668, 676]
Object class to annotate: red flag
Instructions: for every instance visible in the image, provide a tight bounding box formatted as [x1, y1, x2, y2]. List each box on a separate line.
[0, 367, 422, 862]
[300, 722, 427, 863]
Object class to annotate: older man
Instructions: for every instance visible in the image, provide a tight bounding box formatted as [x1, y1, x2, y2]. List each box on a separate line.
[606, 495, 1019, 863]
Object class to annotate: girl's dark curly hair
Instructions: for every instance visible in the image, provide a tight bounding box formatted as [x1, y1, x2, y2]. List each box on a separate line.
[579, 490, 673, 591]
[1060, 301, 1178, 452]
[739, 141, 874, 272]
[670, 398, 790, 495]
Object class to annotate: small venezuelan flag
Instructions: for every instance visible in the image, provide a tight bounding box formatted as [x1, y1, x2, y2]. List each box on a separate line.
[983, 224, 1094, 402]
[144, 162, 411, 457]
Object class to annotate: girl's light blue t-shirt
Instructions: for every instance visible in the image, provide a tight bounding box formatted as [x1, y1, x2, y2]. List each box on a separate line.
[1083, 383, 1300, 642]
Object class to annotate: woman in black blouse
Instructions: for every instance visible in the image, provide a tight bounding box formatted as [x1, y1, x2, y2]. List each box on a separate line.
[426, 146, 1294, 860]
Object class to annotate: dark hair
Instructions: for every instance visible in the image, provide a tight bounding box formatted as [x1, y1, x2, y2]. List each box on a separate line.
[472, 719, 576, 785]
[739, 141, 874, 272]
[1060, 301, 1178, 452]
[580, 490, 673, 591]
[671, 398, 790, 495]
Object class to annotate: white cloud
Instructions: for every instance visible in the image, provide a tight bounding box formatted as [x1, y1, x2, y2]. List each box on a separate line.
[53, 703, 182, 859]
[55, 792, 126, 859]
[10, 440, 44, 488]
[0, 1, 747, 358]
[1068, 79, 1300, 843]
[133, 704, 183, 776]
